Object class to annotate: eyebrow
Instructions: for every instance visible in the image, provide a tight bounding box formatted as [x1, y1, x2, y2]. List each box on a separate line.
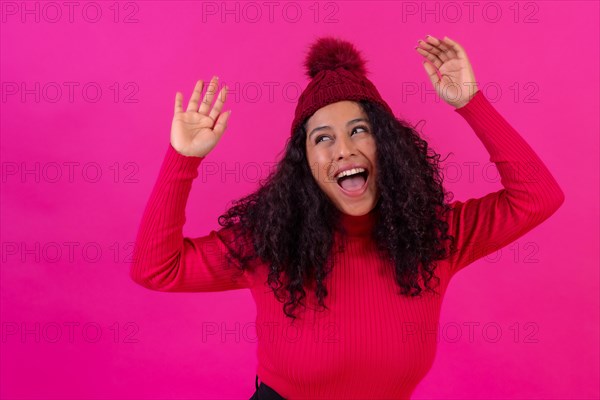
[308, 118, 370, 140]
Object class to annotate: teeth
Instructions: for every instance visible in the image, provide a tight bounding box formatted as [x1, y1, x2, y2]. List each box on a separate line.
[336, 167, 366, 179]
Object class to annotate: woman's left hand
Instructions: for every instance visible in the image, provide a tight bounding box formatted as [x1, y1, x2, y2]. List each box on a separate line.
[415, 35, 479, 109]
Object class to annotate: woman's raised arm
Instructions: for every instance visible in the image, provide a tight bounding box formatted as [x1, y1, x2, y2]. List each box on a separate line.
[129, 78, 253, 292]
[416, 35, 564, 275]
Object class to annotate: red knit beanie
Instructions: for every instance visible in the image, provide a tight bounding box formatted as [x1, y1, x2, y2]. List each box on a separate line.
[290, 36, 394, 137]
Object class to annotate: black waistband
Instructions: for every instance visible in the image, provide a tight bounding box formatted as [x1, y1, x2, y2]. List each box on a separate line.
[250, 374, 286, 400]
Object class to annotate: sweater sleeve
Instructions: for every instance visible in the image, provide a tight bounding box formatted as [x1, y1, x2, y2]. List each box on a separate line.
[129, 143, 254, 292]
[443, 90, 565, 277]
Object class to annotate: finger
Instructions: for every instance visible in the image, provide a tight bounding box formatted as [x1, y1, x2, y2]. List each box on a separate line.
[441, 36, 466, 58]
[186, 80, 204, 112]
[422, 60, 440, 87]
[208, 85, 228, 121]
[424, 34, 442, 44]
[435, 37, 457, 58]
[212, 109, 231, 139]
[198, 76, 220, 115]
[418, 36, 448, 62]
[415, 46, 443, 69]
[174, 92, 183, 114]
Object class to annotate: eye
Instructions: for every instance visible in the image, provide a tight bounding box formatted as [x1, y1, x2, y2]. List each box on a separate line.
[315, 126, 369, 144]
[352, 125, 369, 135]
[315, 135, 331, 144]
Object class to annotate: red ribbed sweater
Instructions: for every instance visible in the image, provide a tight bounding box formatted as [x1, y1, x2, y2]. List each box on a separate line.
[130, 91, 565, 399]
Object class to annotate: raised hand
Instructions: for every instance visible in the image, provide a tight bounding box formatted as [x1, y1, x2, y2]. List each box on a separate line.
[170, 76, 231, 158]
[415, 35, 479, 108]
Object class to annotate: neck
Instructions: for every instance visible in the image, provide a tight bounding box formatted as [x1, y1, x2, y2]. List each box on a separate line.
[337, 207, 378, 237]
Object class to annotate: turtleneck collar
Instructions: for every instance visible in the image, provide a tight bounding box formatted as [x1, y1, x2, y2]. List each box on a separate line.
[336, 206, 378, 237]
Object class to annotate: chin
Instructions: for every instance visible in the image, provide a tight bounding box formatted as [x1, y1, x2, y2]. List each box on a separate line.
[336, 199, 377, 216]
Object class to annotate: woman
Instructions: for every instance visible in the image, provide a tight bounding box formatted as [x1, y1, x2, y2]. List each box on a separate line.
[131, 35, 565, 399]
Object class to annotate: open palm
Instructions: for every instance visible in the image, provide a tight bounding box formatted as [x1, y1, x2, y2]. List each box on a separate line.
[415, 35, 479, 108]
[170, 76, 231, 158]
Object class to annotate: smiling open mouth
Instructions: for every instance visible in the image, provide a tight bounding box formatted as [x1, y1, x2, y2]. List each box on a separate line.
[336, 168, 369, 192]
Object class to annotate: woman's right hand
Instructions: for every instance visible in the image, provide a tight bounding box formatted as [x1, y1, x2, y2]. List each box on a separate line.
[170, 76, 231, 158]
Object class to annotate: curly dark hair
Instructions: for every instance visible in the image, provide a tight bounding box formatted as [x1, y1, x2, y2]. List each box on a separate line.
[217, 100, 458, 321]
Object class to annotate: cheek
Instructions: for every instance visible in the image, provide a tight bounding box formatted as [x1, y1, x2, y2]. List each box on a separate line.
[366, 141, 378, 174]
[366, 138, 378, 157]
[307, 150, 332, 184]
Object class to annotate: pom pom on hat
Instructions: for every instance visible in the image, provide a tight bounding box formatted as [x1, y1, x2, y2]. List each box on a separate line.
[303, 36, 369, 79]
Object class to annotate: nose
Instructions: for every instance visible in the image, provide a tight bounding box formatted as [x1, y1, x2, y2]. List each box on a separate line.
[335, 133, 357, 160]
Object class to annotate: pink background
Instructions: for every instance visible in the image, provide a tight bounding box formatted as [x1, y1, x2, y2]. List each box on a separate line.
[1, 1, 598, 399]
